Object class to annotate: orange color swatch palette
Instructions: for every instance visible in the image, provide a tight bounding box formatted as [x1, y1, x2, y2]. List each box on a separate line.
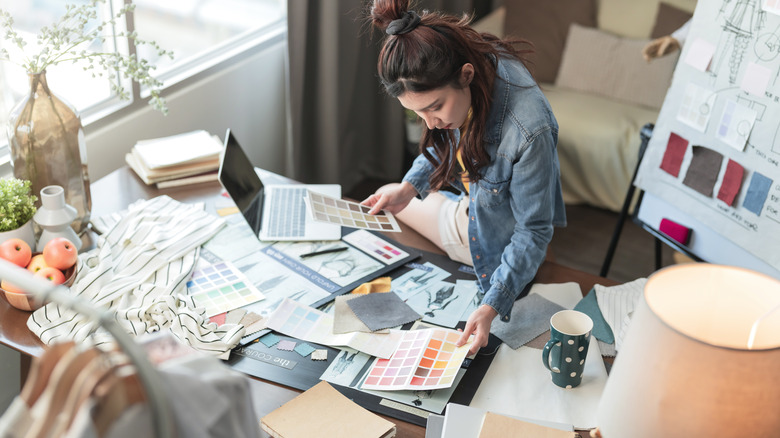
[361, 328, 471, 391]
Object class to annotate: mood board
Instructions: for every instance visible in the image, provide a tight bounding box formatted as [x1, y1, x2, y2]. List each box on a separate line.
[634, 0, 780, 273]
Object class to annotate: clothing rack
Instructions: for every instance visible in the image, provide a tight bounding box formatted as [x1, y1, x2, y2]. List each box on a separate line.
[0, 258, 176, 438]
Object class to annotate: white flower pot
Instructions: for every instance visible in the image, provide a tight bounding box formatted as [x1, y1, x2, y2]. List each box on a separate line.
[0, 219, 35, 249]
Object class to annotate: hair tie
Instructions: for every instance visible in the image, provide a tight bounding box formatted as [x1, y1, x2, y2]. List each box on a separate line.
[386, 11, 421, 35]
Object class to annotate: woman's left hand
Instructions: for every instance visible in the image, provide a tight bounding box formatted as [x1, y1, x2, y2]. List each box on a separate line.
[456, 304, 498, 355]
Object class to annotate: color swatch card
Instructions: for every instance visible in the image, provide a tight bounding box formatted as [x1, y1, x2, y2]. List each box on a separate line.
[266, 298, 403, 358]
[306, 191, 402, 232]
[361, 328, 472, 391]
[342, 229, 410, 265]
[187, 260, 266, 317]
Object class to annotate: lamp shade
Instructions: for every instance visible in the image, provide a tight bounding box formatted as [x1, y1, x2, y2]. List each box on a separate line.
[597, 264, 780, 438]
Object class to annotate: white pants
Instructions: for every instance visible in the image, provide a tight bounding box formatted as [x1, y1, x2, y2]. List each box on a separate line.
[438, 196, 473, 266]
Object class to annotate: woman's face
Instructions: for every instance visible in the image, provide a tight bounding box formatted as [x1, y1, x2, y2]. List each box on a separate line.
[398, 64, 474, 131]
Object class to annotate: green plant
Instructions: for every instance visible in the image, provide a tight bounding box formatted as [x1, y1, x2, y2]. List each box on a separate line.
[0, 0, 173, 114]
[0, 178, 37, 232]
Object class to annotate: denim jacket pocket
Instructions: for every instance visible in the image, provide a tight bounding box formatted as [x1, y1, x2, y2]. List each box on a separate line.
[475, 179, 510, 208]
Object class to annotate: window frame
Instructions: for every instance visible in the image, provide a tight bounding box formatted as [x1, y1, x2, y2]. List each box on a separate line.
[0, 0, 287, 174]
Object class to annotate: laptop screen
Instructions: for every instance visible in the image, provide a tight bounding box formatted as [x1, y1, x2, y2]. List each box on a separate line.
[218, 130, 264, 234]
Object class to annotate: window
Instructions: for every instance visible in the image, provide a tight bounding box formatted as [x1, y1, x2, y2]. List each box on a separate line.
[0, 0, 286, 160]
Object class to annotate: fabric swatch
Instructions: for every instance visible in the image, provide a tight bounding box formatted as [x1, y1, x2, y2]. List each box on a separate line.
[244, 318, 268, 336]
[350, 277, 392, 295]
[598, 340, 616, 357]
[573, 288, 615, 344]
[525, 330, 551, 350]
[311, 349, 328, 361]
[293, 342, 316, 357]
[259, 332, 281, 348]
[683, 146, 723, 197]
[209, 312, 227, 326]
[225, 308, 248, 326]
[240, 311, 263, 328]
[346, 292, 422, 332]
[743, 171, 773, 216]
[489, 293, 565, 349]
[276, 339, 296, 351]
[717, 159, 745, 206]
[660, 132, 688, 177]
[333, 295, 388, 334]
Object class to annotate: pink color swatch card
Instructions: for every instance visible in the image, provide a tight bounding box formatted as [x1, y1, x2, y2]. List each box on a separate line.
[361, 328, 472, 391]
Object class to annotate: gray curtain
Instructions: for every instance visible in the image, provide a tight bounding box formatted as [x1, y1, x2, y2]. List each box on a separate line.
[286, 0, 495, 193]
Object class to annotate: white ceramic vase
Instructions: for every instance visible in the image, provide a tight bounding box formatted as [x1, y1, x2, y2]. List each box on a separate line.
[33, 185, 82, 252]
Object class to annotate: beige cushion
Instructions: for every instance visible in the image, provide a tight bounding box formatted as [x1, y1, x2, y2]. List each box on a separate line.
[597, 0, 697, 39]
[542, 84, 660, 211]
[503, 0, 597, 84]
[555, 23, 678, 110]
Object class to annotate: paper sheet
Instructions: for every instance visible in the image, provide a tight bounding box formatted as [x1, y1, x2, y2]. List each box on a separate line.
[468, 281, 607, 429]
[266, 298, 402, 358]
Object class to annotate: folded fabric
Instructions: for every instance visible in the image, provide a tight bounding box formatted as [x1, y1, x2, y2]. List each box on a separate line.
[574, 288, 615, 344]
[346, 291, 421, 332]
[350, 276, 392, 295]
[28, 196, 244, 357]
[490, 293, 565, 349]
[594, 278, 646, 351]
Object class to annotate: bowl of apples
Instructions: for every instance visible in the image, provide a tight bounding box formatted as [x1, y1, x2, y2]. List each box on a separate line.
[0, 237, 78, 311]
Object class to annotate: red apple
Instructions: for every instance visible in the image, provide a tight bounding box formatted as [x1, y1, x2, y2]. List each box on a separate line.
[27, 254, 49, 273]
[0, 279, 26, 294]
[42, 238, 78, 270]
[0, 238, 32, 268]
[35, 267, 66, 285]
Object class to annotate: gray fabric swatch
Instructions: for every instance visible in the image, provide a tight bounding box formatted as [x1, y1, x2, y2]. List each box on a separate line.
[333, 295, 388, 334]
[346, 292, 422, 332]
[490, 293, 565, 349]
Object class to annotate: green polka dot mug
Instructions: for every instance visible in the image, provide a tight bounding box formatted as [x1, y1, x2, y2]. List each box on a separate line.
[542, 309, 593, 389]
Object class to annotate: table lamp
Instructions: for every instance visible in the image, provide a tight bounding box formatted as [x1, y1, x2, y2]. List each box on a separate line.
[596, 264, 780, 438]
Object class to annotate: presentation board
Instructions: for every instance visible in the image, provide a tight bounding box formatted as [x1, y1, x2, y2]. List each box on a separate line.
[635, 0, 780, 278]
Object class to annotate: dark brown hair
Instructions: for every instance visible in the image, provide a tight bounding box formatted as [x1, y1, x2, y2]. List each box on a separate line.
[369, 0, 534, 190]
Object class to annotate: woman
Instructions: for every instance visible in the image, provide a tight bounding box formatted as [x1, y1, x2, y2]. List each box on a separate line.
[362, 0, 566, 354]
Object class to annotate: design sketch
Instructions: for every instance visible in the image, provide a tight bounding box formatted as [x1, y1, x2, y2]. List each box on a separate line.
[714, 0, 766, 84]
[405, 280, 478, 328]
[320, 348, 371, 388]
[392, 263, 451, 301]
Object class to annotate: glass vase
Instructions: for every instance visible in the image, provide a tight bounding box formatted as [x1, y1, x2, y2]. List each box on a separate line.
[6, 71, 92, 235]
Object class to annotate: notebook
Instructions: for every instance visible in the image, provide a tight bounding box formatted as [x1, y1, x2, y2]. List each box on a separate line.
[218, 129, 341, 241]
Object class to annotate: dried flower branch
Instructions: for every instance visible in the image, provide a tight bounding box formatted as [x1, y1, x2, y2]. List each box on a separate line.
[0, 0, 173, 114]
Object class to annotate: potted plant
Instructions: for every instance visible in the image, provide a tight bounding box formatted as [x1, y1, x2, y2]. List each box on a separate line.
[0, 178, 38, 249]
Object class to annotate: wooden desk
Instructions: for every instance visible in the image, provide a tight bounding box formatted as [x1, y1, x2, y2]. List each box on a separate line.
[0, 166, 617, 437]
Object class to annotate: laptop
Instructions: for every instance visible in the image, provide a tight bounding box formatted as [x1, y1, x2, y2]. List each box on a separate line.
[218, 129, 341, 241]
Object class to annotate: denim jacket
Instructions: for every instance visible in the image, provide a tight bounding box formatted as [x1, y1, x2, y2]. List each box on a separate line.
[402, 56, 566, 321]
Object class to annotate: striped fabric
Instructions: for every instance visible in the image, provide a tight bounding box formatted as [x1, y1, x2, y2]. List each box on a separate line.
[28, 196, 245, 356]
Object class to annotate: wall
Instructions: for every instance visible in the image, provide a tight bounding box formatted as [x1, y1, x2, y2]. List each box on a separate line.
[85, 33, 289, 182]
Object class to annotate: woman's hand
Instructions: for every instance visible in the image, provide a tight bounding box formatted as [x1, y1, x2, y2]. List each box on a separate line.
[361, 181, 418, 215]
[456, 304, 498, 355]
[641, 35, 681, 62]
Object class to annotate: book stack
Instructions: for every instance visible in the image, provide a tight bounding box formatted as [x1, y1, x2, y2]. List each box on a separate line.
[261, 381, 396, 438]
[125, 130, 223, 189]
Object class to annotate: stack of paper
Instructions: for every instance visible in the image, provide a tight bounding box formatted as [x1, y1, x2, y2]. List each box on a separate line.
[261, 381, 396, 438]
[125, 130, 222, 188]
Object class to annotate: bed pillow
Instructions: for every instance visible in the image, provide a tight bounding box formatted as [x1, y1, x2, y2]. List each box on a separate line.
[555, 23, 678, 110]
[502, 0, 597, 84]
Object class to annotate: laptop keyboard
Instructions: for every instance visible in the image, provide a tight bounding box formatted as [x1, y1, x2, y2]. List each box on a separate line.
[266, 187, 307, 238]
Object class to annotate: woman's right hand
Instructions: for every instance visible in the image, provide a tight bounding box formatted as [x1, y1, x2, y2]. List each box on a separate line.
[361, 181, 417, 215]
